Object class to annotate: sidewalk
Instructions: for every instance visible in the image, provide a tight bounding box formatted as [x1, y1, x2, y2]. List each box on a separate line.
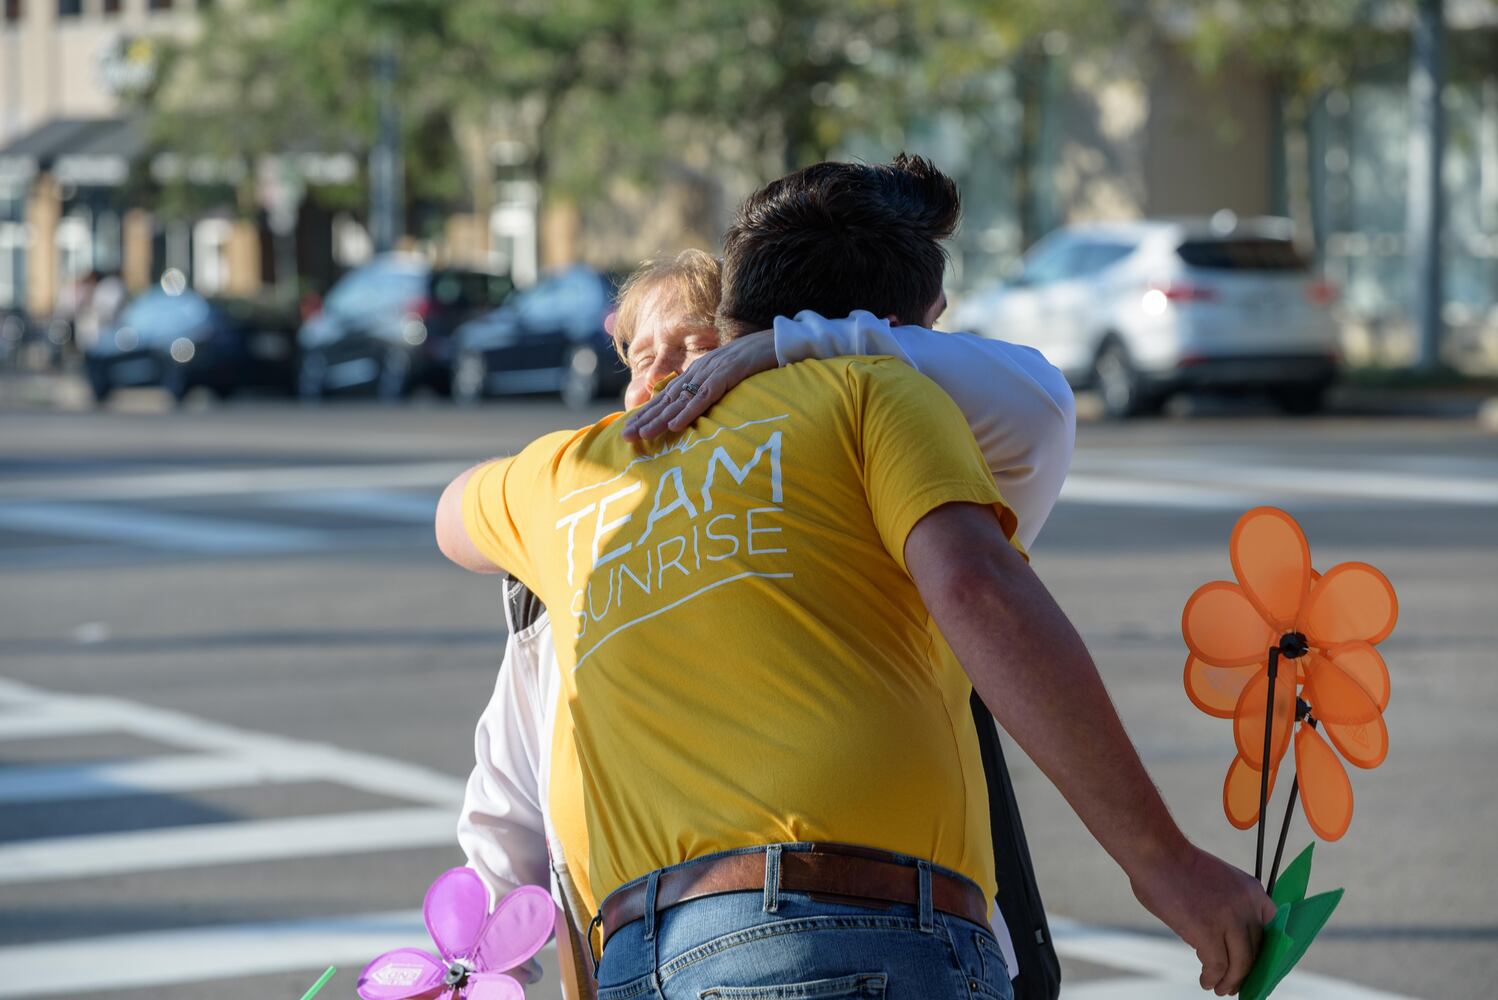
[1331, 368, 1498, 421]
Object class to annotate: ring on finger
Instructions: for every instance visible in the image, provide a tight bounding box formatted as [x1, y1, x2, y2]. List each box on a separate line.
[682, 381, 702, 396]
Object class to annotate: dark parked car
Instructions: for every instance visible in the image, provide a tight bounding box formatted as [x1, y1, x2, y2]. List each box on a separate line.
[0, 307, 30, 368]
[296, 255, 512, 401]
[451, 266, 628, 408]
[84, 288, 298, 403]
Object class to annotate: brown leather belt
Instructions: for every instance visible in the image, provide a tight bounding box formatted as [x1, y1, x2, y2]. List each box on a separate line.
[598, 843, 989, 949]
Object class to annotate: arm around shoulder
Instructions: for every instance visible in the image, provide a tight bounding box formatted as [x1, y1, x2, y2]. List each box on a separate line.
[904, 501, 1276, 995]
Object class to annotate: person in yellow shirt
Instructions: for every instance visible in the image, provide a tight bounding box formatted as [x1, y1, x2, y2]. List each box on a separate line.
[438, 155, 1273, 1000]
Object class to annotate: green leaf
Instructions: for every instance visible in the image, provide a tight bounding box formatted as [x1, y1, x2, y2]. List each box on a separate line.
[1240, 889, 1345, 1000]
[1240, 905, 1293, 1000]
[1270, 842, 1315, 907]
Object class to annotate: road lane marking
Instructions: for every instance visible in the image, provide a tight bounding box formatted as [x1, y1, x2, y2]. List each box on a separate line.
[1049, 917, 1411, 999]
[1068, 460, 1498, 506]
[260, 488, 439, 522]
[0, 461, 466, 502]
[0, 682, 1410, 999]
[1060, 468, 1498, 509]
[0, 677, 467, 806]
[1060, 475, 1259, 509]
[0, 502, 329, 553]
[0, 752, 340, 804]
[0, 701, 122, 741]
[0, 806, 457, 884]
[0, 911, 1402, 998]
[4, 455, 1494, 511]
[0, 908, 430, 997]
[1061, 982, 1190, 999]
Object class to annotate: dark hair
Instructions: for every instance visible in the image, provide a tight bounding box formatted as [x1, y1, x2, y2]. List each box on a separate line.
[718, 153, 960, 336]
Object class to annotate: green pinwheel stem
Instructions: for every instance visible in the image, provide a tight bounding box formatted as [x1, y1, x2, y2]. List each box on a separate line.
[1240, 844, 1344, 1000]
[299, 966, 337, 1000]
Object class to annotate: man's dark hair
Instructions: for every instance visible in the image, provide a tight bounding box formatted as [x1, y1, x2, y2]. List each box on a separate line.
[718, 153, 960, 335]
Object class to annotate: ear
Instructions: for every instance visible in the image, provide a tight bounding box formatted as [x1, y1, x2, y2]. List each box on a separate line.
[921, 292, 947, 328]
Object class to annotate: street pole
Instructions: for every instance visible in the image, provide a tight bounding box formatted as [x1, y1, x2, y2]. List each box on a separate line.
[1406, 0, 1445, 372]
[369, 33, 404, 254]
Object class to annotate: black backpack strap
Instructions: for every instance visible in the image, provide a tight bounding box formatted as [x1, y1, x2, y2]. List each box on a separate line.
[502, 575, 546, 634]
[971, 689, 1062, 1000]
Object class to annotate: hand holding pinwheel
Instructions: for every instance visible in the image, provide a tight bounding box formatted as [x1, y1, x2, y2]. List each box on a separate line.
[357, 869, 554, 1000]
[1180, 507, 1398, 999]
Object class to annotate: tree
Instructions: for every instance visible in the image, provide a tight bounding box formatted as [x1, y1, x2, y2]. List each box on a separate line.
[148, 0, 1040, 261]
[1166, 0, 1413, 251]
[148, 0, 467, 225]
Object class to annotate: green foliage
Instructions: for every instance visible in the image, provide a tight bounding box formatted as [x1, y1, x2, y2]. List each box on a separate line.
[146, 0, 1047, 214]
[154, 0, 1481, 227]
[147, 0, 466, 212]
[1169, 1, 1414, 97]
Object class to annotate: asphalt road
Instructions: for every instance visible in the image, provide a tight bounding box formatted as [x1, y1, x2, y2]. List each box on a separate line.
[0, 393, 1494, 999]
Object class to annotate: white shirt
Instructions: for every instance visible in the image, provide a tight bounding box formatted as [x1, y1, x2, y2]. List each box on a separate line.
[457, 311, 1077, 977]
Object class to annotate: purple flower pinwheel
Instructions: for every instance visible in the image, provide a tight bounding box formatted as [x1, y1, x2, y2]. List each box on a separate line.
[358, 868, 555, 1000]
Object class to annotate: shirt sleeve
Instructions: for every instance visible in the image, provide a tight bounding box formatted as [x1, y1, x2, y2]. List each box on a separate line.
[848, 358, 1026, 575]
[776, 310, 1075, 550]
[461, 429, 574, 589]
[457, 623, 553, 906]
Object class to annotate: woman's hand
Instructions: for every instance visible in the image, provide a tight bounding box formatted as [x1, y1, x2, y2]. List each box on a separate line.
[622, 329, 776, 442]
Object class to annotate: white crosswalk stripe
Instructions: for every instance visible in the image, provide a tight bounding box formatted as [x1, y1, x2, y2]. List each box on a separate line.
[0, 909, 435, 998]
[1048, 918, 1412, 999]
[0, 501, 330, 553]
[0, 677, 467, 806]
[0, 807, 458, 884]
[0, 460, 466, 502]
[1063, 459, 1498, 508]
[4, 437, 1456, 997]
[0, 677, 1411, 998]
[0, 679, 476, 993]
[1, 454, 1493, 566]
[260, 487, 439, 522]
[0, 752, 352, 805]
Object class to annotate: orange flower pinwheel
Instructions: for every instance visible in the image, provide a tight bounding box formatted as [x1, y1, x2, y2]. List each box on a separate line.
[1181, 507, 1397, 847]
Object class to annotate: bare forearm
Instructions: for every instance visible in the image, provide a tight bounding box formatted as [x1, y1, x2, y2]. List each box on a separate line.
[910, 504, 1277, 995]
[909, 507, 1188, 879]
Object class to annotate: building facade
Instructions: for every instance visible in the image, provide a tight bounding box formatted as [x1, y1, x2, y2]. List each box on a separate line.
[0, 0, 538, 339]
[2, 0, 222, 325]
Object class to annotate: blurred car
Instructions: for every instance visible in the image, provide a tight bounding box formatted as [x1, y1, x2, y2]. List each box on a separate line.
[0, 307, 29, 367]
[451, 265, 628, 408]
[84, 288, 298, 403]
[0, 306, 73, 371]
[296, 255, 512, 401]
[950, 217, 1341, 418]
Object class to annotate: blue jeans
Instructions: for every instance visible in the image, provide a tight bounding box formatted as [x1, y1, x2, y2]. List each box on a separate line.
[594, 845, 1014, 1000]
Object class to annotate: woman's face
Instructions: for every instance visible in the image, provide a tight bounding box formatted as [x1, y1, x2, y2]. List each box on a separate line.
[622, 290, 721, 409]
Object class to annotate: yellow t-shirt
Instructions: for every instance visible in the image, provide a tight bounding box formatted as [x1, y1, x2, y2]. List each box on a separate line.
[463, 357, 1022, 915]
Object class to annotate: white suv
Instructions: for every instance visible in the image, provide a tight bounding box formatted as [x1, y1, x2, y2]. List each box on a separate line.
[951, 217, 1340, 418]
